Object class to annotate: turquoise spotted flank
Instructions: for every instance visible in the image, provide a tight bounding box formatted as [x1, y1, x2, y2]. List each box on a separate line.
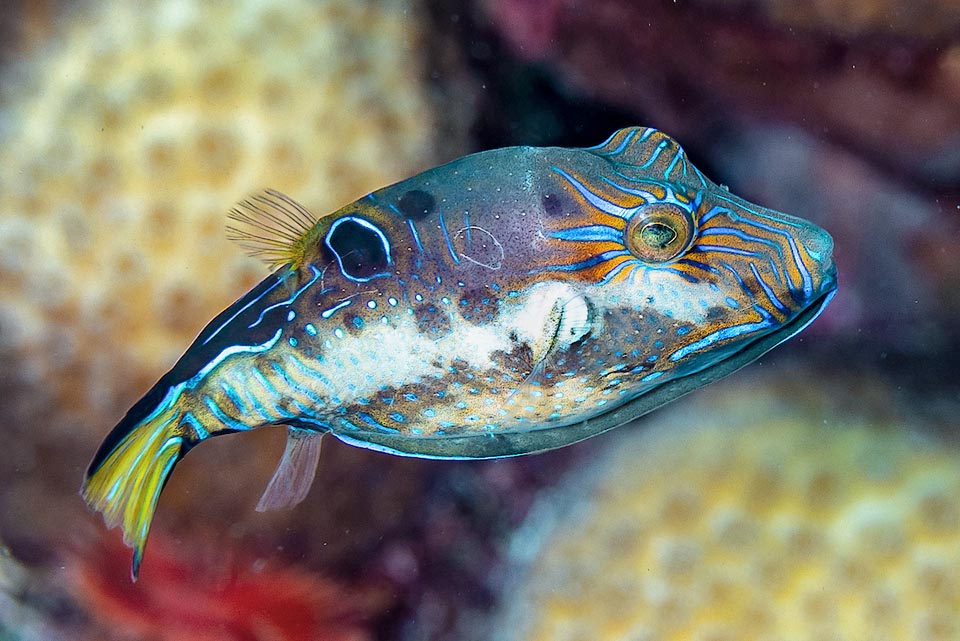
[82, 126, 836, 578]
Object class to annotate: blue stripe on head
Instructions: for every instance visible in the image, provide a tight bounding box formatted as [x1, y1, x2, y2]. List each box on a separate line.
[548, 224, 623, 243]
[535, 249, 630, 274]
[552, 167, 638, 219]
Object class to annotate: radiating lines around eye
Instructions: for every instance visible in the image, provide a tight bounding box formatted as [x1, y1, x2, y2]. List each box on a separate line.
[637, 140, 669, 170]
[535, 249, 631, 274]
[628, 262, 699, 284]
[587, 127, 640, 154]
[676, 258, 719, 276]
[598, 258, 636, 284]
[744, 224, 813, 302]
[599, 176, 660, 202]
[664, 259, 783, 361]
[699, 226, 786, 262]
[547, 224, 623, 243]
[713, 193, 806, 228]
[717, 261, 788, 320]
[553, 165, 702, 225]
[693, 244, 762, 258]
[699, 205, 727, 225]
[698, 206, 814, 302]
[552, 167, 639, 219]
[749, 263, 789, 315]
[605, 172, 701, 210]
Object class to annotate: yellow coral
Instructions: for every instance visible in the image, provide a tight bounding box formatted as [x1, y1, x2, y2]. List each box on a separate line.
[499, 376, 960, 641]
[0, 0, 443, 428]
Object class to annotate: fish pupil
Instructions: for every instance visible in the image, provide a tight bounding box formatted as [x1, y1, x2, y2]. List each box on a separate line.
[640, 222, 677, 249]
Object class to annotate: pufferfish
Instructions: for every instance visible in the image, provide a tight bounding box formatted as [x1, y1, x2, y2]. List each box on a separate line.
[82, 126, 837, 578]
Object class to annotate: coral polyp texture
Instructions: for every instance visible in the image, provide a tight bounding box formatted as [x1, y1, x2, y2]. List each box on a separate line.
[498, 379, 960, 641]
[0, 0, 438, 429]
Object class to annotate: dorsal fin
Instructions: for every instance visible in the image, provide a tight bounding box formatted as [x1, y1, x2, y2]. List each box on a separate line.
[226, 189, 318, 269]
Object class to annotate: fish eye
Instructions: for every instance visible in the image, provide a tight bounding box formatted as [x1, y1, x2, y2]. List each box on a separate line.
[625, 203, 695, 263]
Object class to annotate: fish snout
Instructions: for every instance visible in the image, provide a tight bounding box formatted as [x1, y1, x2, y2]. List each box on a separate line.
[796, 222, 837, 301]
[797, 222, 833, 264]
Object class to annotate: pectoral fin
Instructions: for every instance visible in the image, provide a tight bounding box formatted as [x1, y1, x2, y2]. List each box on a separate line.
[530, 285, 595, 366]
[512, 284, 595, 400]
[255, 427, 323, 512]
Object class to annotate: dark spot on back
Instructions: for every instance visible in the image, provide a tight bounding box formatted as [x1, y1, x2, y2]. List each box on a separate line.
[397, 189, 435, 220]
[324, 215, 390, 281]
[542, 193, 564, 217]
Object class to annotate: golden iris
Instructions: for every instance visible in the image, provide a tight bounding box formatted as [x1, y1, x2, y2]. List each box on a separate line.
[625, 203, 695, 263]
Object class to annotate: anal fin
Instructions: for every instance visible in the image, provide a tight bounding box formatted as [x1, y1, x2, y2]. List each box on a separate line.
[255, 427, 323, 512]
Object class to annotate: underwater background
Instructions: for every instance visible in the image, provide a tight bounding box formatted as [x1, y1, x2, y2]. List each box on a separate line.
[0, 0, 958, 639]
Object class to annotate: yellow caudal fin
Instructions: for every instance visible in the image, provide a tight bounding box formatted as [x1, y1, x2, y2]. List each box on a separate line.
[81, 400, 187, 580]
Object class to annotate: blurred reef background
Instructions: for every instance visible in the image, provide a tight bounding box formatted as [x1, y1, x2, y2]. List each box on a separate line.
[0, 0, 958, 640]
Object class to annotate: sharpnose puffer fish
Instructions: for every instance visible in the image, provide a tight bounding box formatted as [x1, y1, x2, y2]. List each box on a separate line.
[82, 126, 837, 577]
